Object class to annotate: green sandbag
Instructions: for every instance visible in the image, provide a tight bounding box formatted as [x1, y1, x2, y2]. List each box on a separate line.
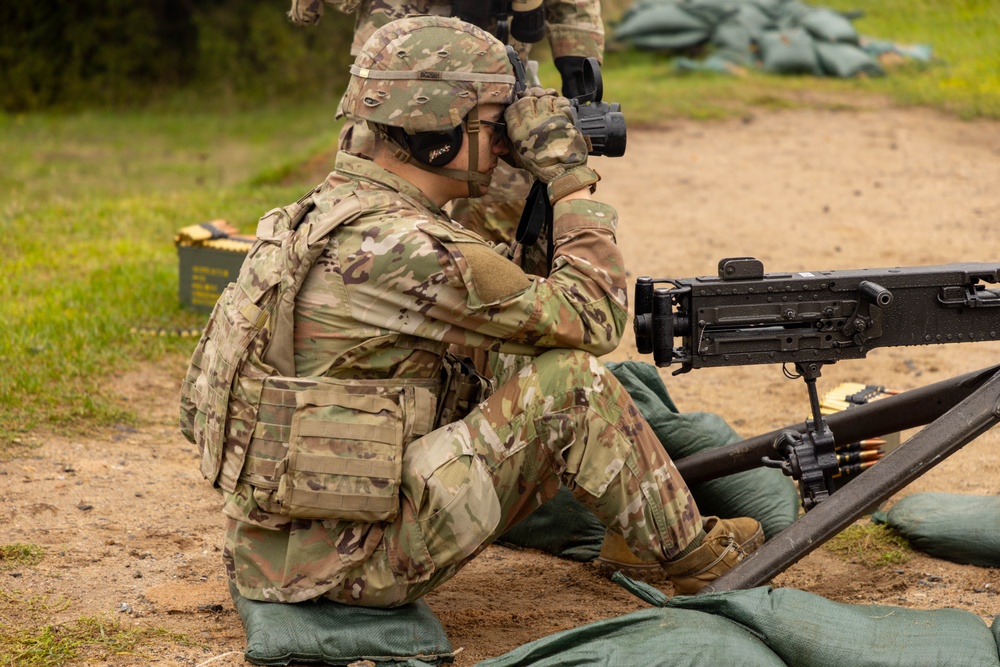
[619, 32, 712, 51]
[229, 582, 452, 666]
[711, 19, 754, 59]
[815, 41, 883, 77]
[669, 586, 1000, 667]
[475, 605, 786, 667]
[613, 0, 734, 51]
[863, 39, 933, 63]
[606, 361, 800, 540]
[735, 2, 778, 33]
[757, 28, 824, 75]
[872, 493, 1000, 567]
[800, 7, 859, 43]
[614, 2, 714, 41]
[496, 486, 606, 562]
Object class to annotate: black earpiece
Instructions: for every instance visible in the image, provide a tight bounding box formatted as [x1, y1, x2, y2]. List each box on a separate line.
[389, 126, 464, 167]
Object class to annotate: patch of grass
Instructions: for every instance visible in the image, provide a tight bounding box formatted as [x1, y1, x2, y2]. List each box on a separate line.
[0, 613, 195, 666]
[0, 544, 45, 571]
[0, 104, 337, 443]
[0, 590, 71, 628]
[825, 522, 913, 566]
[0, 106, 341, 203]
[822, 0, 1000, 119]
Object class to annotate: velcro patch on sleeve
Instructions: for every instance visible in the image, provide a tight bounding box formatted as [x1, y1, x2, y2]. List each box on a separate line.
[453, 242, 532, 305]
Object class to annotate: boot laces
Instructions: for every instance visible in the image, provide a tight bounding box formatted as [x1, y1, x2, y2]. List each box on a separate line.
[687, 530, 744, 578]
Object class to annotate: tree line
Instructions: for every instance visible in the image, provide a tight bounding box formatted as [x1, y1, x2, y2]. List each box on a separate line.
[0, 0, 354, 111]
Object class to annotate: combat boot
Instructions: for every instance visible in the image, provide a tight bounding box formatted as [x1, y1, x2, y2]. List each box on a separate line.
[662, 516, 764, 596]
[595, 529, 667, 583]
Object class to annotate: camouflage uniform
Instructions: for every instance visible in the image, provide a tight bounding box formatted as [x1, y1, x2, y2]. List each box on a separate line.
[289, 0, 605, 245]
[220, 152, 704, 606]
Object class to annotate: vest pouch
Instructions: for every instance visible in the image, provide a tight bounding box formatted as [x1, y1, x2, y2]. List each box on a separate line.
[181, 283, 271, 489]
[436, 354, 493, 429]
[276, 386, 405, 522]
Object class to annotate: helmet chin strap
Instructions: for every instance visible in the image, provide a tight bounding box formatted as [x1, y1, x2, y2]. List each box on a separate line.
[373, 108, 493, 199]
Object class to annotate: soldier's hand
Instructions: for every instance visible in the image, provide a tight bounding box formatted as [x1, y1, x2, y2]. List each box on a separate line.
[504, 88, 599, 201]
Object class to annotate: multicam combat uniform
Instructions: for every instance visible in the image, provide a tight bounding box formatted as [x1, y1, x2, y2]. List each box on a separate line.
[289, 0, 605, 245]
[209, 151, 704, 606]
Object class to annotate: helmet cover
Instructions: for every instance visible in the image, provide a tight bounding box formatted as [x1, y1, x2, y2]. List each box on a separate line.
[342, 16, 517, 134]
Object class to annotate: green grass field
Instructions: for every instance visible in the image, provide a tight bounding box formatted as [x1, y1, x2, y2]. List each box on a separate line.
[0, 106, 341, 441]
[1, 0, 998, 444]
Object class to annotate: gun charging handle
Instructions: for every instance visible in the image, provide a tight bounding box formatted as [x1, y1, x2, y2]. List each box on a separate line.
[858, 280, 893, 307]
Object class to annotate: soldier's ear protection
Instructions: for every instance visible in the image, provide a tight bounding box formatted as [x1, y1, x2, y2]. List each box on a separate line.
[387, 126, 464, 167]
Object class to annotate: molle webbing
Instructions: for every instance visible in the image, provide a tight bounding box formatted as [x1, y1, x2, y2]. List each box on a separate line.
[238, 376, 441, 491]
[183, 188, 366, 494]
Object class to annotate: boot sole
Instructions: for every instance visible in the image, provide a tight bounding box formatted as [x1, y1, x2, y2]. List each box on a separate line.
[594, 558, 668, 583]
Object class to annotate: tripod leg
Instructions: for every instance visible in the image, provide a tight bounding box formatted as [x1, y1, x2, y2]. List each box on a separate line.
[675, 364, 1000, 486]
[698, 367, 1000, 594]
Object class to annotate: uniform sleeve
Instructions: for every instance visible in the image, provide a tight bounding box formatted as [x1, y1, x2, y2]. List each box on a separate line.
[348, 200, 628, 358]
[544, 0, 605, 61]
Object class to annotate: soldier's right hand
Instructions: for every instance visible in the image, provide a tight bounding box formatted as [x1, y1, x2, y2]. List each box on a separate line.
[504, 88, 599, 201]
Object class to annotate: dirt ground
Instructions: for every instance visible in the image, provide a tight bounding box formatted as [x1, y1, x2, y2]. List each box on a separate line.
[5, 96, 1000, 666]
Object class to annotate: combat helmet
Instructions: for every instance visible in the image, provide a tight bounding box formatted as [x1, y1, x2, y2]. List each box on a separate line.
[341, 16, 518, 197]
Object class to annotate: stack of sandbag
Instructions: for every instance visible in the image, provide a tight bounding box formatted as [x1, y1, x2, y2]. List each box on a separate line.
[476, 583, 1000, 667]
[613, 0, 930, 77]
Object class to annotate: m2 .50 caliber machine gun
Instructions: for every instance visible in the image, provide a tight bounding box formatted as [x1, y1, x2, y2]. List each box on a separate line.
[634, 257, 1000, 593]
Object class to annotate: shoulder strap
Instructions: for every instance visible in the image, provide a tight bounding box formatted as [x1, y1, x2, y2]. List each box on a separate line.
[256, 186, 321, 241]
[306, 194, 364, 244]
[262, 192, 365, 377]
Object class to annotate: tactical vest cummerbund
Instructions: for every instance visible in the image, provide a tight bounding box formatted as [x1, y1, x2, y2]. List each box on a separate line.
[233, 375, 441, 523]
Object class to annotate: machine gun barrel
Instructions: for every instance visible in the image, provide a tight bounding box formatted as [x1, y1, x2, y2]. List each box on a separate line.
[635, 258, 1000, 373]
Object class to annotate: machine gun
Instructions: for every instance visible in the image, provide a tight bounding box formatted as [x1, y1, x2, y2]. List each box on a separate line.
[633, 258, 1000, 593]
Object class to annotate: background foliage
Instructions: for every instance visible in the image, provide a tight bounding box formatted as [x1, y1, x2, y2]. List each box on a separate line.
[0, 0, 355, 111]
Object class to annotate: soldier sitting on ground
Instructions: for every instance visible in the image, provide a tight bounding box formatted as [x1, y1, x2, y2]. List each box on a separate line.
[181, 15, 763, 606]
